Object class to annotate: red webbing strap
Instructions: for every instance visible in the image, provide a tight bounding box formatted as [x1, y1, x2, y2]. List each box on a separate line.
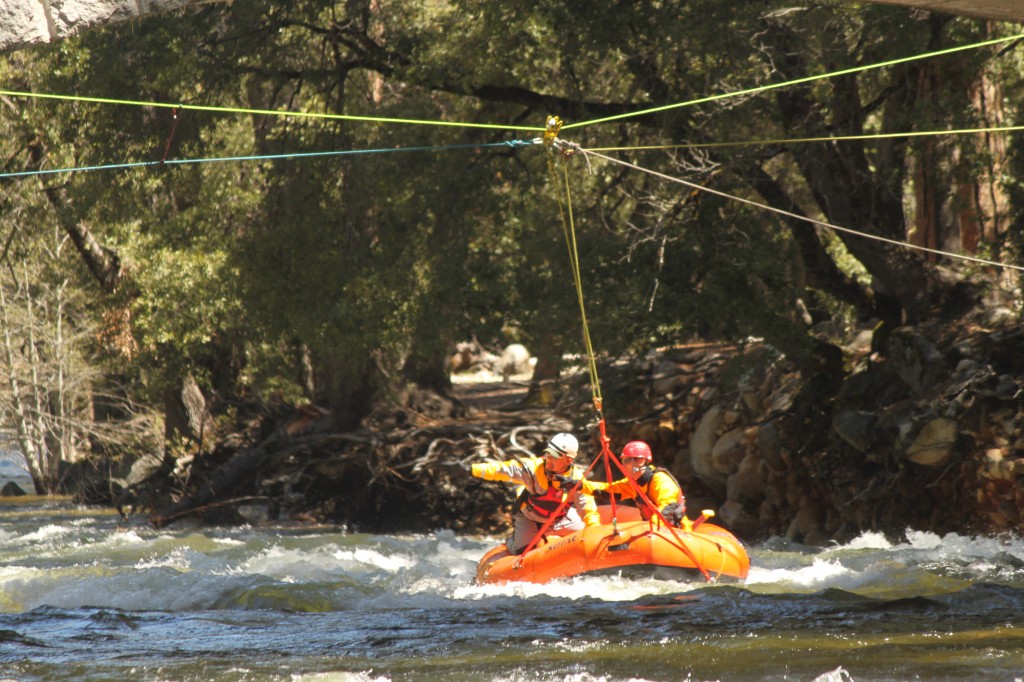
[596, 415, 618, 522]
[513, 450, 604, 567]
[511, 415, 711, 581]
[602, 445, 713, 582]
[606, 464, 712, 581]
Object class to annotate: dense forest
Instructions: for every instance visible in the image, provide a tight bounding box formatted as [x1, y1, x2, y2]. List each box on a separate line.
[1, 1, 1023, 541]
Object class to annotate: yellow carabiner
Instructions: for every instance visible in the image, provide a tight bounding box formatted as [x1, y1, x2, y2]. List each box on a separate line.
[543, 115, 563, 147]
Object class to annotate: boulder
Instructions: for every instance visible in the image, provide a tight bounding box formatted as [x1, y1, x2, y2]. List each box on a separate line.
[717, 500, 759, 538]
[711, 427, 747, 475]
[690, 405, 726, 491]
[495, 344, 533, 381]
[1, 481, 26, 496]
[728, 451, 765, 503]
[0, 0, 206, 52]
[757, 421, 785, 471]
[832, 410, 877, 454]
[651, 360, 683, 395]
[449, 340, 497, 374]
[905, 417, 958, 466]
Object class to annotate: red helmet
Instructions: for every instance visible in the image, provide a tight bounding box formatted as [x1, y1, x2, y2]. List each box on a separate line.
[621, 441, 652, 462]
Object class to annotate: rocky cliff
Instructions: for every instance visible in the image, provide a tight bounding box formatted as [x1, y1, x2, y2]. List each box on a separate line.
[0, 0, 204, 52]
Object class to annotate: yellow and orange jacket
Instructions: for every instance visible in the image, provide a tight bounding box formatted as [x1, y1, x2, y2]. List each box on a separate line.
[587, 467, 684, 514]
[470, 456, 600, 526]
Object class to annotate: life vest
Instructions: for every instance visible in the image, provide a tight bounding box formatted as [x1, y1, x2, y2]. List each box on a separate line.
[633, 466, 684, 516]
[518, 483, 568, 520]
[636, 466, 679, 492]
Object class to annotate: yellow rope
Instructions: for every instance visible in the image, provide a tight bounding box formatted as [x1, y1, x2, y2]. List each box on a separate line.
[546, 141, 602, 407]
[563, 31, 1024, 130]
[0, 88, 543, 132]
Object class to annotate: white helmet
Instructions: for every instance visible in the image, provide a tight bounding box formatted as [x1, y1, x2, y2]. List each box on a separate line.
[544, 433, 579, 459]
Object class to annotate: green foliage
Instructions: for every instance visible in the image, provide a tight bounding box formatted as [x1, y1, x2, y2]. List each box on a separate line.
[0, 0, 1020, 438]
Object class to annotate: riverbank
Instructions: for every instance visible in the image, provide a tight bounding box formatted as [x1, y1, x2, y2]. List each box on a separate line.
[46, 296, 1024, 545]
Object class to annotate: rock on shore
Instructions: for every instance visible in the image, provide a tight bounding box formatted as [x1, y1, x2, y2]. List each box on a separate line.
[68, 306, 1024, 545]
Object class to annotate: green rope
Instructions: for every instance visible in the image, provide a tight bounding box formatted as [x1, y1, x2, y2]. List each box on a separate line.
[564, 31, 1024, 130]
[548, 150, 602, 405]
[0, 88, 545, 132]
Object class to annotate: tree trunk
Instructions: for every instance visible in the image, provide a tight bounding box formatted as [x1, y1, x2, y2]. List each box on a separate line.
[735, 158, 874, 317]
[402, 342, 453, 396]
[150, 444, 273, 528]
[164, 374, 210, 445]
[764, 20, 982, 324]
[29, 140, 125, 295]
[526, 328, 563, 406]
[0, 283, 44, 494]
[401, 286, 456, 395]
[324, 351, 380, 432]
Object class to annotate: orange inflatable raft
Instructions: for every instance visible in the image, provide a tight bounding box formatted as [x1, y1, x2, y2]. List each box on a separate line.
[476, 505, 750, 585]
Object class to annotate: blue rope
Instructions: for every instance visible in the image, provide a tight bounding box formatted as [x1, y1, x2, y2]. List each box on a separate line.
[0, 139, 540, 180]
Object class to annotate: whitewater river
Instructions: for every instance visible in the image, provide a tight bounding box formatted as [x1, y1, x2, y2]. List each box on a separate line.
[1, 495, 1022, 682]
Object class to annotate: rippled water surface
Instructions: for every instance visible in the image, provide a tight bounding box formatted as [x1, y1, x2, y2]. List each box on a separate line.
[1, 494, 1022, 682]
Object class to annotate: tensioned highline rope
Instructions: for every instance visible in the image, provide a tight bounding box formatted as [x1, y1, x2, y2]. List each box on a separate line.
[10, 32, 1017, 137]
[577, 147, 1024, 274]
[8, 119, 1015, 181]
[586, 123, 1024, 153]
[0, 88, 545, 133]
[0, 139, 540, 180]
[564, 31, 1024, 130]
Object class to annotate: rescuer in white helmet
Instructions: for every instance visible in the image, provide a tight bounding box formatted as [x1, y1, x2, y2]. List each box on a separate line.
[443, 432, 599, 554]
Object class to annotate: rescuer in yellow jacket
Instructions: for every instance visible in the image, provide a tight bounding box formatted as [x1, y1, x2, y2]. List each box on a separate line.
[588, 440, 686, 526]
[452, 432, 600, 555]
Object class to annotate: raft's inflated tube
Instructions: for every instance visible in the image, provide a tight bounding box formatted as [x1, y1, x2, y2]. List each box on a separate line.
[476, 506, 750, 585]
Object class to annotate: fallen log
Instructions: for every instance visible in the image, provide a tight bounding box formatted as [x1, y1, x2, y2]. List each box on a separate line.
[149, 444, 273, 528]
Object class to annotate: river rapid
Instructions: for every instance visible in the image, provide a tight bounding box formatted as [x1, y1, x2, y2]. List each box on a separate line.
[1, 495, 1022, 682]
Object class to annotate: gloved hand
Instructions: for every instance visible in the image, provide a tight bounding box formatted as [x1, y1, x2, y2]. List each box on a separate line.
[438, 461, 472, 479]
[661, 501, 686, 526]
[552, 474, 581, 489]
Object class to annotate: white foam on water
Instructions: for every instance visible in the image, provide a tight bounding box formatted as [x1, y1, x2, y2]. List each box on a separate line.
[291, 674, 392, 682]
[902, 529, 943, 550]
[743, 528, 1024, 597]
[452, 569, 698, 603]
[499, 672, 657, 682]
[333, 546, 415, 572]
[1, 560, 243, 612]
[0, 525, 279, 611]
[811, 666, 855, 681]
[212, 540, 410, 586]
[15, 522, 81, 545]
[134, 546, 196, 571]
[4, 513, 1023, 615]
[835, 528, 1024, 565]
[745, 557, 852, 590]
[841, 531, 894, 550]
